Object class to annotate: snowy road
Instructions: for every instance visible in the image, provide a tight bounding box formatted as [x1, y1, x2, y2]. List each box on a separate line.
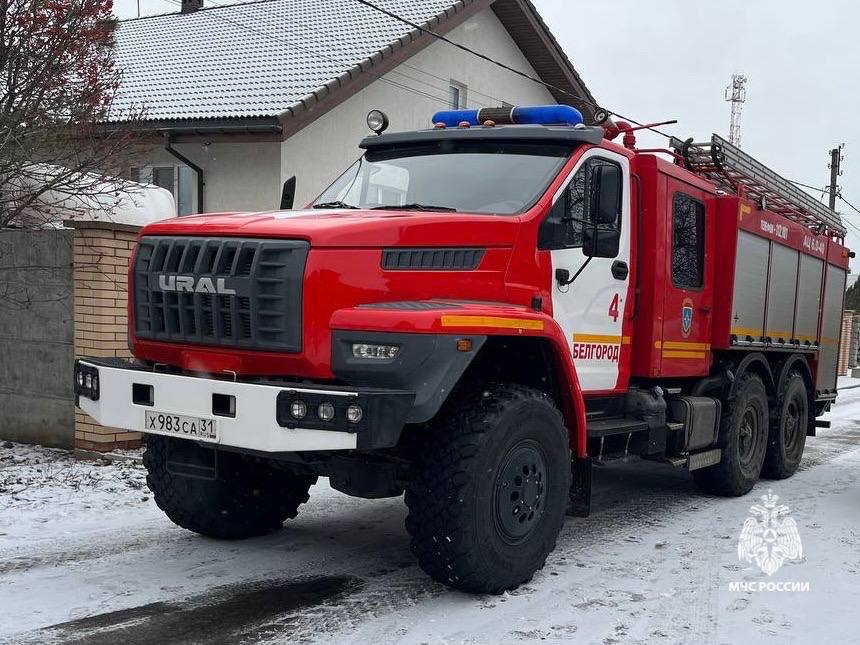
[1, 388, 859, 644]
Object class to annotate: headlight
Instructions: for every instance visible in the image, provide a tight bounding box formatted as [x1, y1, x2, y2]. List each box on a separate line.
[352, 343, 400, 360]
[74, 362, 100, 401]
[318, 402, 335, 422]
[346, 404, 363, 424]
[290, 400, 307, 419]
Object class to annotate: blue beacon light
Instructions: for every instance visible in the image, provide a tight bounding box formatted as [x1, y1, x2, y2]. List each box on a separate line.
[431, 104, 584, 127]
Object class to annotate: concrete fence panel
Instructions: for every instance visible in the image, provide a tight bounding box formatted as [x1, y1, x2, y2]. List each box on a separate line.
[0, 229, 75, 448]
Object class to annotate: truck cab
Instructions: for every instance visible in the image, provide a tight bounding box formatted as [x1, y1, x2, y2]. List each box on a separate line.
[75, 105, 850, 594]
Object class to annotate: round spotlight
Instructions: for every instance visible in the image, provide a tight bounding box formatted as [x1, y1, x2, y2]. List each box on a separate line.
[290, 400, 307, 420]
[318, 402, 336, 422]
[366, 109, 389, 135]
[346, 404, 363, 424]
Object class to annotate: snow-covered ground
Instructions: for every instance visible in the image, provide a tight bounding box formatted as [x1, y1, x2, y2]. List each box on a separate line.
[1, 388, 859, 645]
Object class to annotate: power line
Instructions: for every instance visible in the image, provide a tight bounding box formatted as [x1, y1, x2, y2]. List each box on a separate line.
[839, 194, 860, 218]
[789, 178, 827, 192]
[162, 0, 461, 109]
[273, 6, 512, 108]
[198, 0, 506, 109]
[350, 0, 675, 138]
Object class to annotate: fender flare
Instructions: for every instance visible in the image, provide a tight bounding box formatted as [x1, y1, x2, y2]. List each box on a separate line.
[538, 317, 589, 457]
[729, 352, 775, 400]
[329, 303, 588, 457]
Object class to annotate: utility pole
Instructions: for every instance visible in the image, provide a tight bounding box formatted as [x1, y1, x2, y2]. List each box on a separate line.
[828, 144, 844, 211]
[725, 74, 748, 147]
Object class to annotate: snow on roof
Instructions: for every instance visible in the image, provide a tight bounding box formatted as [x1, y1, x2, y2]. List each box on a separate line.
[111, 0, 462, 122]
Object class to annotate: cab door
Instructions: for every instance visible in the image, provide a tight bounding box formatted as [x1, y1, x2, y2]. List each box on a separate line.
[539, 149, 632, 392]
[658, 183, 713, 376]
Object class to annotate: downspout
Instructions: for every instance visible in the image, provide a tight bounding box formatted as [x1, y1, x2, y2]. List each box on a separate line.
[162, 133, 204, 213]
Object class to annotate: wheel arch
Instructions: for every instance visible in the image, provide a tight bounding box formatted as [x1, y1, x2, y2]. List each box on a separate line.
[458, 330, 587, 456]
[727, 352, 776, 402]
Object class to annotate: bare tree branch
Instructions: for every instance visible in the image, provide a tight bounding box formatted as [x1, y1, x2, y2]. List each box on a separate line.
[0, 0, 151, 229]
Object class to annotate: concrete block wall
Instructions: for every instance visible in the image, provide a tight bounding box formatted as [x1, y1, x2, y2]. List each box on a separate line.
[72, 221, 143, 451]
[0, 229, 75, 448]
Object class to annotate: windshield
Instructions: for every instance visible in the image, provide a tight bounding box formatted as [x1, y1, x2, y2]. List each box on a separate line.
[313, 141, 572, 215]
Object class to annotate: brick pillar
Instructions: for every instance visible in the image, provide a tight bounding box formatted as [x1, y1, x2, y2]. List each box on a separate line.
[837, 310, 856, 377]
[69, 221, 143, 451]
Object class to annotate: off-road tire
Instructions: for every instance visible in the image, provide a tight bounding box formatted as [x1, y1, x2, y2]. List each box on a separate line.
[693, 372, 768, 496]
[762, 371, 808, 479]
[144, 435, 317, 539]
[404, 384, 571, 594]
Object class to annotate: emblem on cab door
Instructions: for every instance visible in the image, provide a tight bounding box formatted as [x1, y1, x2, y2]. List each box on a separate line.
[681, 298, 694, 338]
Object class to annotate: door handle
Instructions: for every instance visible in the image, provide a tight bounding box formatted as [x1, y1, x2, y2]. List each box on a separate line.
[611, 260, 629, 280]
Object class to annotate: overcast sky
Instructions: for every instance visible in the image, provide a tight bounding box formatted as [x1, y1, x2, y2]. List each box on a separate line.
[114, 0, 860, 251]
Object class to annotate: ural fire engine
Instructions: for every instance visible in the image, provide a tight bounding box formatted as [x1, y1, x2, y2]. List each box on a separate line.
[76, 105, 850, 594]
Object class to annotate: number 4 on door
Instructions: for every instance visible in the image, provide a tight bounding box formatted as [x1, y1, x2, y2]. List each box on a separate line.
[608, 293, 620, 322]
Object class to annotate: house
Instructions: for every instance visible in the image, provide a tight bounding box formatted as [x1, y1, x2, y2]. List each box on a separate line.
[108, 0, 597, 214]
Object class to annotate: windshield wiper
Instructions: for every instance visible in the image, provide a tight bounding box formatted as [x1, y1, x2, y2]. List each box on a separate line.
[372, 203, 456, 212]
[313, 201, 359, 209]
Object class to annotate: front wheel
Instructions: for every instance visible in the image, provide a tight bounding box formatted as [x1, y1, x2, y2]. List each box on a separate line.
[144, 436, 317, 539]
[404, 384, 571, 594]
[693, 372, 768, 496]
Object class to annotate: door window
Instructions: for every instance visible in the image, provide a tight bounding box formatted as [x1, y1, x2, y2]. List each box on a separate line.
[539, 157, 622, 251]
[672, 193, 705, 288]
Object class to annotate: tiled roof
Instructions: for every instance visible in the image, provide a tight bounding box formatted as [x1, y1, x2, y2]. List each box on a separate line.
[112, 0, 467, 122]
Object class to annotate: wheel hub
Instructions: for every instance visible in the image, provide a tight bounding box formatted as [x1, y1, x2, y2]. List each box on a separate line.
[738, 408, 760, 468]
[784, 398, 801, 450]
[494, 441, 547, 545]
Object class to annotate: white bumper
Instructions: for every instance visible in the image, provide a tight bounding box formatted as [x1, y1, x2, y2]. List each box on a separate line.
[76, 359, 364, 452]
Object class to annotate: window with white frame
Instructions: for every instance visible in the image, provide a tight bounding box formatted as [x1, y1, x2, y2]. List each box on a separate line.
[449, 80, 468, 109]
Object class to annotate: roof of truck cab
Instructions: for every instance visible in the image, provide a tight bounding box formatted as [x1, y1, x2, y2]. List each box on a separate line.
[360, 125, 606, 149]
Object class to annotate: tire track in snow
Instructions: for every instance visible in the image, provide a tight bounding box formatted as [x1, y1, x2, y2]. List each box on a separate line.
[7, 393, 860, 645]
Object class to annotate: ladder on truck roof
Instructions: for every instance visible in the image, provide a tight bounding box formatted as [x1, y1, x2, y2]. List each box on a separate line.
[671, 133, 847, 239]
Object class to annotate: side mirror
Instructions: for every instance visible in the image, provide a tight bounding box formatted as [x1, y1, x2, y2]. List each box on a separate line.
[584, 162, 621, 258]
[280, 176, 296, 210]
[591, 164, 621, 225]
[583, 228, 620, 258]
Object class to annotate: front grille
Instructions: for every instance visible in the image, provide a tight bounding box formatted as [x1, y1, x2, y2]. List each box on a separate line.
[132, 236, 308, 352]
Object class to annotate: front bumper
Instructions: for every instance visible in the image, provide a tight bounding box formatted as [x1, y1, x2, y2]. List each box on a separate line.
[75, 358, 413, 453]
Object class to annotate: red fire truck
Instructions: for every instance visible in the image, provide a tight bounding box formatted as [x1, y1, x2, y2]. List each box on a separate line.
[76, 105, 850, 594]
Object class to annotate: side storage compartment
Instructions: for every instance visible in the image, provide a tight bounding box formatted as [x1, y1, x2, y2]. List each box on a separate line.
[795, 254, 824, 348]
[764, 244, 799, 345]
[816, 262, 847, 394]
[731, 231, 769, 344]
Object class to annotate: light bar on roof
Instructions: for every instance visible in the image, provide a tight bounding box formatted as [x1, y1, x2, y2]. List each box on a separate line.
[431, 104, 584, 127]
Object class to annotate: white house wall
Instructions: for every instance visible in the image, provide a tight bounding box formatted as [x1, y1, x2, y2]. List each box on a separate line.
[282, 7, 557, 207]
[143, 141, 282, 214]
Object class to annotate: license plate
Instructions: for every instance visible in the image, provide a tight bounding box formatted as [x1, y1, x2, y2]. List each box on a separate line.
[144, 410, 218, 440]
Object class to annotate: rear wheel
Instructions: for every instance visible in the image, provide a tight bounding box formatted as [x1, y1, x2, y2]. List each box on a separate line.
[693, 372, 768, 496]
[404, 384, 571, 594]
[762, 371, 808, 479]
[144, 435, 317, 539]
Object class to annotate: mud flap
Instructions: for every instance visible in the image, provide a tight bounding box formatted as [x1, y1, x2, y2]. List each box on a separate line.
[567, 456, 592, 517]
